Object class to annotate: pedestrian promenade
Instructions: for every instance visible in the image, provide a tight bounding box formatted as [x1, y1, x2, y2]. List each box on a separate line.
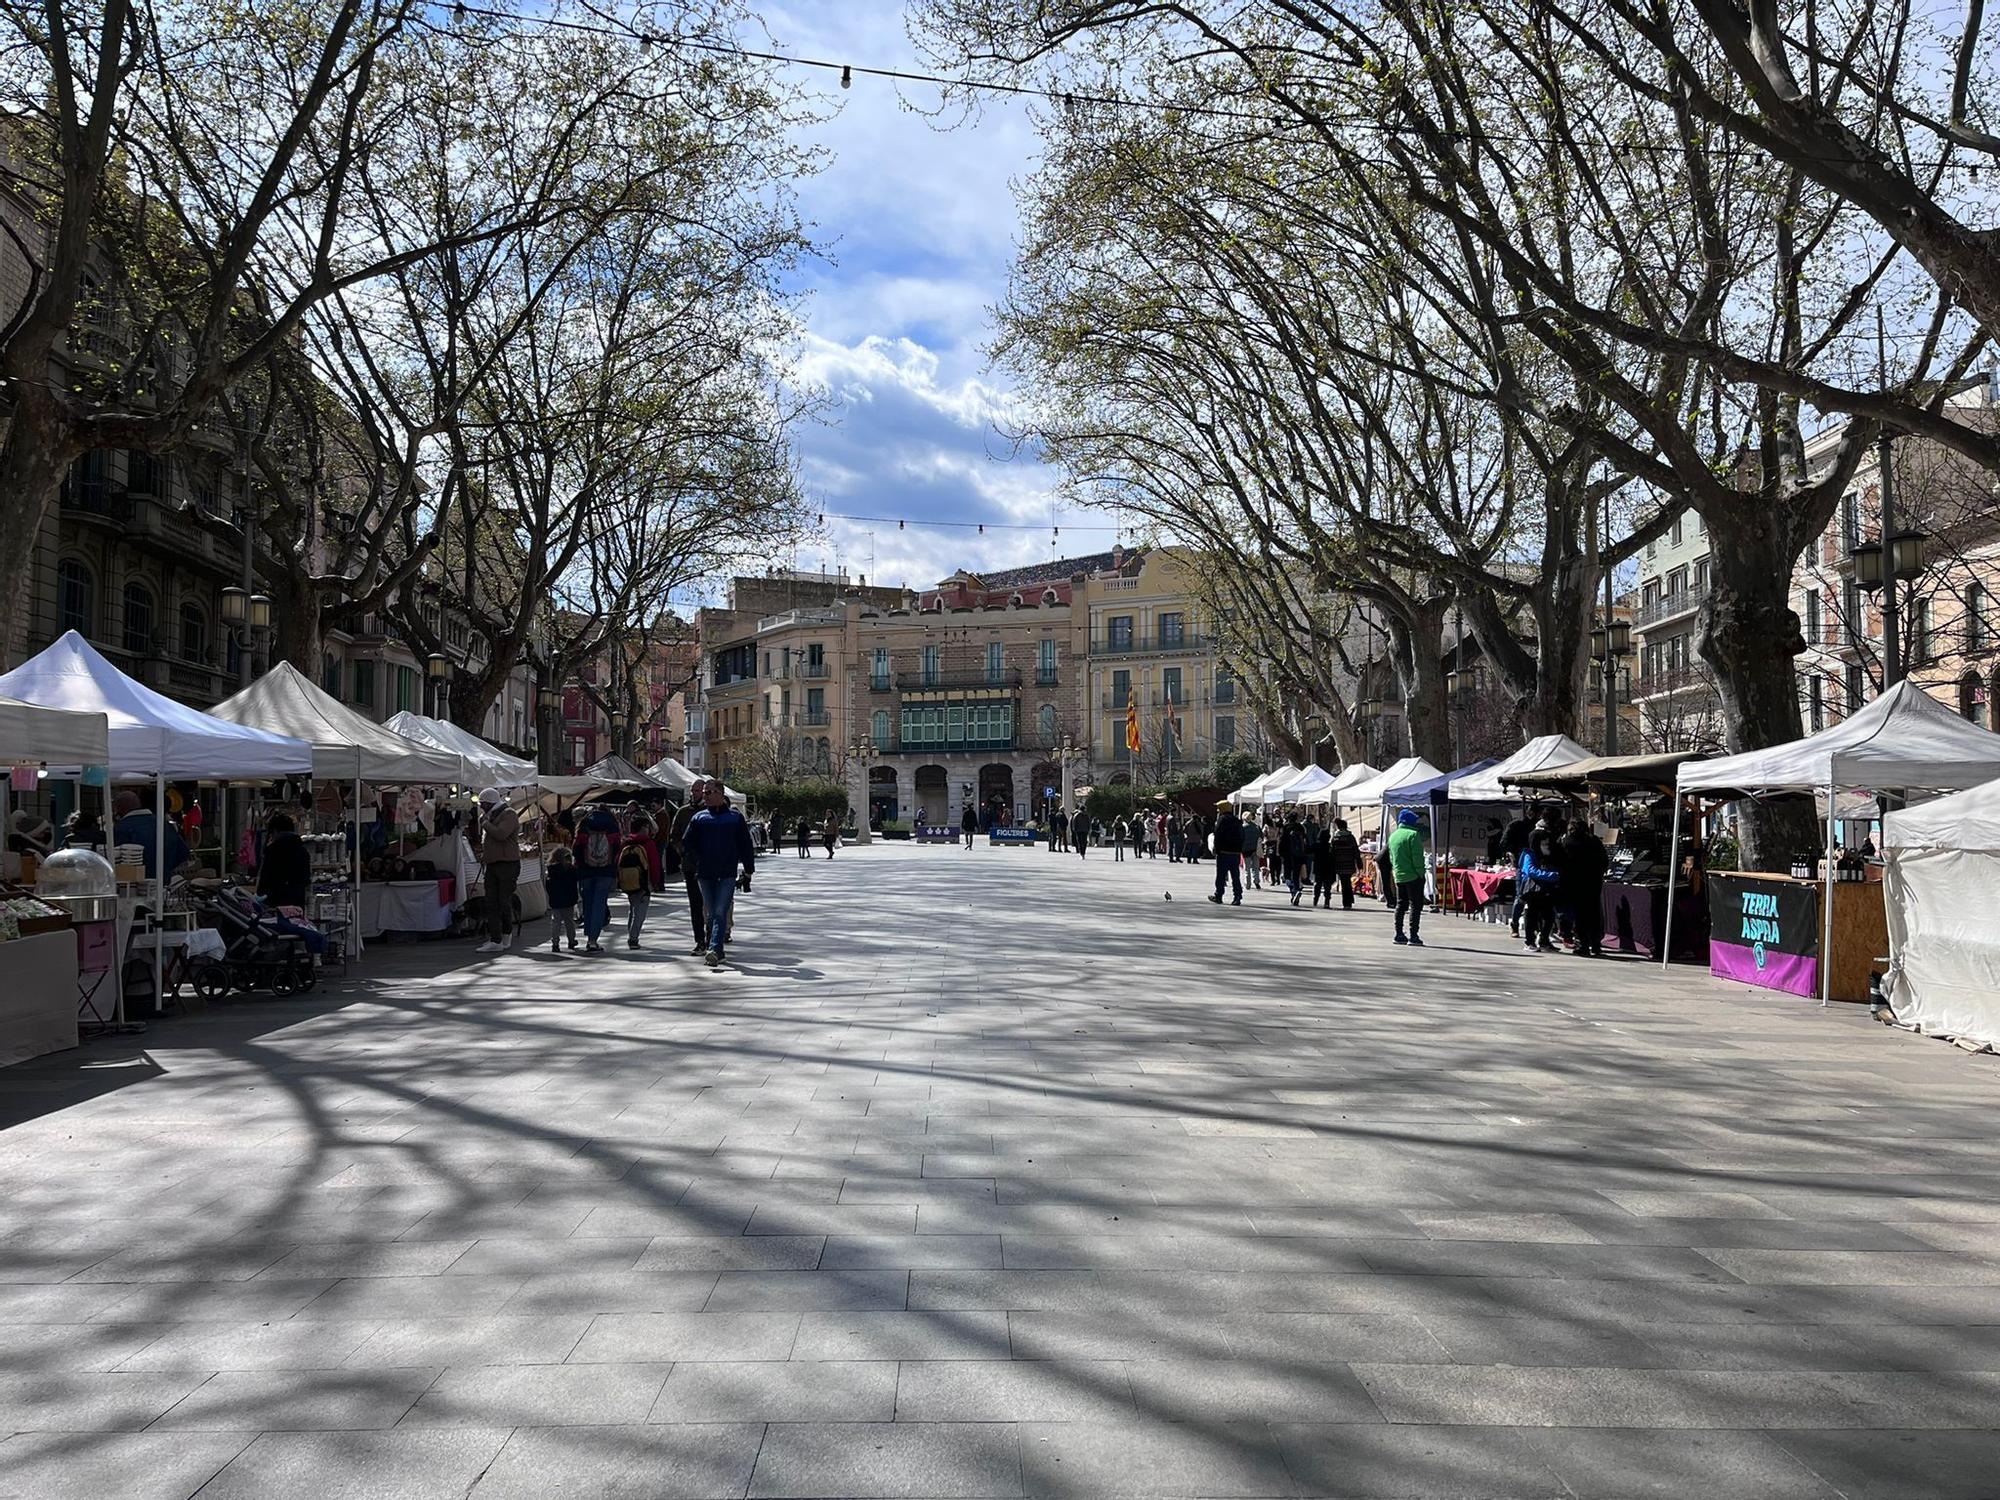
[3, 840, 1998, 1498]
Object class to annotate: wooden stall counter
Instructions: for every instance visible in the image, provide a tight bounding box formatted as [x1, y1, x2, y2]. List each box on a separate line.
[1706, 870, 1886, 1003]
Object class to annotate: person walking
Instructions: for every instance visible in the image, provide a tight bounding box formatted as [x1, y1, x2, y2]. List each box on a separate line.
[796, 814, 812, 859]
[1239, 811, 1262, 890]
[1328, 818, 1361, 909]
[1519, 809, 1566, 954]
[683, 780, 756, 967]
[1386, 808, 1428, 945]
[618, 811, 664, 950]
[960, 802, 978, 849]
[1279, 814, 1311, 907]
[1561, 817, 1610, 957]
[1112, 816, 1128, 862]
[573, 802, 621, 953]
[822, 810, 841, 858]
[544, 845, 580, 952]
[1502, 808, 1534, 935]
[1050, 807, 1068, 853]
[1309, 821, 1337, 909]
[671, 782, 708, 956]
[1073, 810, 1091, 859]
[256, 812, 312, 911]
[474, 788, 523, 954]
[1207, 801, 1244, 905]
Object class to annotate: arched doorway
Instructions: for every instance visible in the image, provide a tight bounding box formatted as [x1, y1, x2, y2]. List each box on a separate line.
[914, 764, 948, 825]
[867, 765, 898, 825]
[979, 763, 1016, 826]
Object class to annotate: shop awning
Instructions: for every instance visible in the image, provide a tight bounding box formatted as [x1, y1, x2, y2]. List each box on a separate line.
[1508, 751, 1696, 795]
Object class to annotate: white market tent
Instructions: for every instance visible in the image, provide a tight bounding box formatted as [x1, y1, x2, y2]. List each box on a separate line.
[211, 665, 465, 933]
[646, 756, 699, 791]
[582, 753, 666, 790]
[1279, 765, 1339, 802]
[1297, 761, 1379, 807]
[1880, 776, 2000, 1050]
[0, 632, 314, 1020]
[1259, 766, 1316, 805]
[1337, 756, 1443, 837]
[1453, 734, 1593, 802]
[211, 664, 464, 784]
[1231, 768, 1288, 803]
[383, 711, 536, 789]
[0, 692, 109, 765]
[1668, 681, 2000, 1001]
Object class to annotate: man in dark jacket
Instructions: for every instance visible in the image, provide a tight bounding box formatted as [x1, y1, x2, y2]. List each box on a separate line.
[670, 781, 708, 954]
[683, 780, 756, 966]
[1207, 803, 1244, 905]
[1328, 819, 1362, 909]
[1278, 816, 1311, 906]
[256, 812, 312, 910]
[1560, 819, 1611, 957]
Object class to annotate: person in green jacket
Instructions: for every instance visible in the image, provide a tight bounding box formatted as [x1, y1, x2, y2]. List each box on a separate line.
[1386, 807, 1429, 947]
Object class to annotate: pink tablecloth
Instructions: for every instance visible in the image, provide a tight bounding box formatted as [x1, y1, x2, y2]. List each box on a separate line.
[1451, 867, 1514, 907]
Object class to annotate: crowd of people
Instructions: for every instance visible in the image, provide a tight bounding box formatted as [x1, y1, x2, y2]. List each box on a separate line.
[491, 776, 756, 967]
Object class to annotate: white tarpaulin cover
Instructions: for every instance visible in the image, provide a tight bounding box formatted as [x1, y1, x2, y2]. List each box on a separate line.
[646, 757, 698, 790]
[1297, 762, 1379, 806]
[581, 753, 665, 789]
[1452, 734, 1593, 802]
[383, 711, 536, 788]
[1880, 776, 2000, 1049]
[1679, 680, 2000, 794]
[1339, 756, 1443, 808]
[1259, 766, 1316, 805]
[1231, 768, 1289, 802]
[210, 664, 464, 784]
[1279, 765, 1339, 802]
[0, 692, 109, 765]
[0, 631, 312, 778]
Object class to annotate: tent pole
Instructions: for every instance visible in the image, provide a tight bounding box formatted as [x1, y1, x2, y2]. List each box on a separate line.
[152, 769, 165, 1022]
[1661, 792, 1684, 967]
[353, 772, 363, 960]
[1821, 787, 1837, 1007]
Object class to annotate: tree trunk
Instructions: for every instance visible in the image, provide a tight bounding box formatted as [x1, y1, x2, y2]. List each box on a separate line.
[1387, 598, 1453, 767]
[271, 572, 325, 674]
[0, 403, 74, 667]
[1698, 506, 1821, 869]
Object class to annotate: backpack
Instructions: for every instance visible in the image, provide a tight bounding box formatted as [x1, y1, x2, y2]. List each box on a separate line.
[581, 825, 614, 870]
[617, 843, 648, 893]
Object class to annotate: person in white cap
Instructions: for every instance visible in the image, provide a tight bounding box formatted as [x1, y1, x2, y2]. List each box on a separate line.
[474, 788, 522, 954]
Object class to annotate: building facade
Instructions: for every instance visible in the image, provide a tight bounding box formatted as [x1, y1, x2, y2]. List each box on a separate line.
[1629, 509, 1726, 753]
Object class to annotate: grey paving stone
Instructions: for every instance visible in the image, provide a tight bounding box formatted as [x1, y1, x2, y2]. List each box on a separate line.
[400, 1362, 672, 1427]
[651, 1359, 898, 1421]
[341, 1315, 591, 1366]
[0, 1430, 253, 1500]
[702, 1268, 910, 1311]
[1771, 1428, 2000, 1499]
[823, 1234, 1004, 1268]
[470, 1422, 766, 1498]
[1525, 1426, 1841, 1499]
[502, 1269, 721, 1314]
[291, 1274, 529, 1321]
[438, 1235, 652, 1277]
[1016, 1418, 1296, 1498]
[896, 1360, 1137, 1421]
[1271, 1422, 1566, 1498]
[631, 1234, 828, 1271]
[116, 1319, 385, 1372]
[568, 1310, 801, 1362]
[792, 1311, 1013, 1361]
[0, 1321, 169, 1374]
[196, 1426, 512, 1499]
[148, 1366, 442, 1430]
[0, 1371, 210, 1432]
[1693, 1248, 2000, 1285]
[1124, 1358, 1382, 1424]
[254, 1239, 475, 1279]
[749, 1420, 1023, 1497]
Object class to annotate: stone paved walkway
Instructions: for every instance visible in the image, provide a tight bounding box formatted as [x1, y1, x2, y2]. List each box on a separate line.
[3, 839, 1999, 1498]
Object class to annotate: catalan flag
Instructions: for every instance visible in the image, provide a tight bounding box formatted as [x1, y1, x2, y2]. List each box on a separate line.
[1124, 689, 1142, 755]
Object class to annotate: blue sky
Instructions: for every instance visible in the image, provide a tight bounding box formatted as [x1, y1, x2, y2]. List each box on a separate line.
[742, 0, 1118, 594]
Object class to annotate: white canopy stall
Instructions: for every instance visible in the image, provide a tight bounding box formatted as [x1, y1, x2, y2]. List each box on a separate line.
[0, 692, 110, 766]
[0, 632, 313, 1017]
[1277, 765, 1339, 804]
[1335, 755, 1443, 839]
[382, 711, 535, 788]
[1296, 762, 1379, 808]
[1670, 681, 2000, 1002]
[1258, 766, 1316, 805]
[1231, 768, 1290, 804]
[1450, 734, 1593, 802]
[211, 665, 466, 950]
[646, 757, 699, 792]
[1880, 777, 2000, 1049]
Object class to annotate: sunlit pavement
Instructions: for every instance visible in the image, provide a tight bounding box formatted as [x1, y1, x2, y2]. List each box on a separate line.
[3, 839, 1999, 1498]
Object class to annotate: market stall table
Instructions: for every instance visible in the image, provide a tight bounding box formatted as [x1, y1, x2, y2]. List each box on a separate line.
[1447, 866, 1514, 917]
[1602, 879, 1709, 960]
[359, 877, 456, 939]
[1706, 870, 1885, 1002]
[0, 927, 78, 1065]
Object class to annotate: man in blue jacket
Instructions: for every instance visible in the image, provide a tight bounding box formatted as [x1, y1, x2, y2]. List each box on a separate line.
[682, 780, 756, 967]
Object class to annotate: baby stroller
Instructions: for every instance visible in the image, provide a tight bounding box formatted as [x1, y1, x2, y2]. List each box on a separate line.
[188, 885, 318, 999]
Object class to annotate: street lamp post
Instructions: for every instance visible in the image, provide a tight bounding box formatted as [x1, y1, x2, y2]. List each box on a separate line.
[1590, 618, 1633, 756]
[609, 709, 628, 763]
[425, 651, 451, 720]
[219, 586, 272, 687]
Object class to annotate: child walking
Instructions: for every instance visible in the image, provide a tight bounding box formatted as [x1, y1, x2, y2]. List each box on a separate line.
[545, 845, 580, 952]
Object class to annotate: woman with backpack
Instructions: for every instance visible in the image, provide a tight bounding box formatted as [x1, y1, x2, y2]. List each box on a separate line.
[618, 811, 666, 950]
[573, 804, 622, 953]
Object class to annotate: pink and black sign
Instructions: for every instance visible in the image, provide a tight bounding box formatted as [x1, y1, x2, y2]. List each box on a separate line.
[1706, 873, 1821, 997]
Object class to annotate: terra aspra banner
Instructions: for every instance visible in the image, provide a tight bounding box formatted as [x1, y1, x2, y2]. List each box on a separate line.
[1706, 872, 1821, 997]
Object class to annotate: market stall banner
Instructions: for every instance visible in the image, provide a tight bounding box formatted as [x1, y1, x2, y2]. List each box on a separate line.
[1708, 874, 1820, 997]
